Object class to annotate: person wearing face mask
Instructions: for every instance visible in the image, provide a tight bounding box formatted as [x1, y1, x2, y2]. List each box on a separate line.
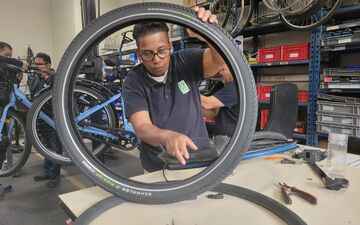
[123, 7, 233, 172]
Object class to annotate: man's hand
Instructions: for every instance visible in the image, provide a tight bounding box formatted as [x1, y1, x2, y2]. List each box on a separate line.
[193, 6, 218, 24]
[22, 62, 28, 70]
[161, 131, 198, 165]
[187, 6, 218, 42]
[40, 73, 49, 80]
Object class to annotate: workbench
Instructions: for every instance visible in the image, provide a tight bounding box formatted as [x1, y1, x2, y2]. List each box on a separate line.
[59, 147, 360, 225]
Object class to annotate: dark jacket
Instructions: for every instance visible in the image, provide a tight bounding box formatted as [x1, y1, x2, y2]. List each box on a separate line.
[29, 69, 55, 98]
[0, 58, 22, 105]
[0, 57, 22, 83]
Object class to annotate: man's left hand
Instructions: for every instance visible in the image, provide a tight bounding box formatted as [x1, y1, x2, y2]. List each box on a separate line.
[193, 6, 218, 24]
[186, 6, 218, 42]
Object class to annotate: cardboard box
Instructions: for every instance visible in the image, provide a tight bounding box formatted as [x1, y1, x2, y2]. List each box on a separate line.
[183, 0, 197, 7]
[183, 0, 207, 7]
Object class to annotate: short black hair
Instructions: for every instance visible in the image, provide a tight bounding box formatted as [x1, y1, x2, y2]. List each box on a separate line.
[133, 22, 169, 41]
[35, 52, 51, 64]
[0, 41, 12, 51]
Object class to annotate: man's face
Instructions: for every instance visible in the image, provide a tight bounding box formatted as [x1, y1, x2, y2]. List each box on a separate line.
[137, 32, 172, 76]
[34, 57, 51, 72]
[0, 47, 12, 57]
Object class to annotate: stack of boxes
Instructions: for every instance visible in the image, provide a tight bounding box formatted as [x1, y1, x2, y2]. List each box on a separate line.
[317, 93, 360, 137]
[321, 68, 360, 89]
[257, 43, 310, 63]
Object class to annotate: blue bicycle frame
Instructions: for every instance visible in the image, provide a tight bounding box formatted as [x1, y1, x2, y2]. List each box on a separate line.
[0, 83, 134, 143]
[75, 90, 134, 139]
[0, 84, 54, 141]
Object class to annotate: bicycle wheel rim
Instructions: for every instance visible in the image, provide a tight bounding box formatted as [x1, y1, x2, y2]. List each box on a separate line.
[221, 0, 233, 28]
[281, 0, 342, 30]
[54, 2, 257, 204]
[0, 110, 31, 177]
[230, 0, 254, 37]
[29, 87, 115, 165]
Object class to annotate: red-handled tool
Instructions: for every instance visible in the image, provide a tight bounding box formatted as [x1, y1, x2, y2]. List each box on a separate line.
[278, 182, 317, 205]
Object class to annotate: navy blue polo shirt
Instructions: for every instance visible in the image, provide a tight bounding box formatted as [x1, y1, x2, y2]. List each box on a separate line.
[212, 82, 238, 136]
[123, 48, 211, 171]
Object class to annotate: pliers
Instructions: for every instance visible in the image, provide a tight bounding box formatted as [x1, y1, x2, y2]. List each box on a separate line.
[278, 182, 317, 205]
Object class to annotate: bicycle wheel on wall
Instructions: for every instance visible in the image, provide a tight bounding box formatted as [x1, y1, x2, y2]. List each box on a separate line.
[280, 0, 343, 30]
[0, 110, 31, 177]
[230, 0, 254, 37]
[53, 2, 257, 204]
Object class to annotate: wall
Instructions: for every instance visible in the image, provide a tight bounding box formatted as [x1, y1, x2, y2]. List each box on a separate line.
[97, 0, 183, 53]
[0, 0, 53, 60]
[50, 0, 77, 68]
[0, 0, 189, 67]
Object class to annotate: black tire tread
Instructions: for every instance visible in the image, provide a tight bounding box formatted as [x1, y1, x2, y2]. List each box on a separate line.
[0, 110, 31, 177]
[53, 2, 258, 204]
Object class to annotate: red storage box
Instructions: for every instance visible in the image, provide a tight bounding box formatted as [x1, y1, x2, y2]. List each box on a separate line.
[257, 86, 272, 101]
[258, 47, 282, 63]
[298, 90, 308, 103]
[260, 110, 269, 130]
[281, 43, 309, 61]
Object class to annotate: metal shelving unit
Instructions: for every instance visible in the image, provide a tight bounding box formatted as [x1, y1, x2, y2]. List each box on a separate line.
[250, 60, 309, 68]
[259, 100, 308, 107]
[322, 45, 360, 52]
[293, 133, 307, 140]
[306, 27, 322, 146]
[316, 18, 360, 141]
[247, 4, 360, 146]
[320, 88, 360, 94]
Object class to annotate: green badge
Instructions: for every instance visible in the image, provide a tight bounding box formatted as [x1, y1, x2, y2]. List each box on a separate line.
[178, 80, 190, 94]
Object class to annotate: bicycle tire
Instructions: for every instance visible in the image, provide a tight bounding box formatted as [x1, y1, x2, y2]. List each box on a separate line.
[0, 110, 31, 177]
[230, 0, 254, 37]
[280, 0, 342, 31]
[53, 2, 257, 204]
[27, 87, 116, 165]
[74, 183, 306, 225]
[221, 0, 233, 28]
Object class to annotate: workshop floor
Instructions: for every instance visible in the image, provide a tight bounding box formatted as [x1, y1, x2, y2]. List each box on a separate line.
[0, 149, 143, 225]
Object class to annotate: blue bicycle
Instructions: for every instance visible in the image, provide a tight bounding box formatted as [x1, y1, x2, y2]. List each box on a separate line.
[0, 80, 32, 177]
[27, 74, 139, 165]
[0, 63, 138, 176]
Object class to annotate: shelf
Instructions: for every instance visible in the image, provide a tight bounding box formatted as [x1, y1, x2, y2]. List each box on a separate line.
[326, 20, 360, 31]
[320, 88, 360, 94]
[333, 4, 360, 21]
[240, 4, 360, 37]
[317, 132, 360, 141]
[259, 100, 308, 106]
[293, 133, 307, 139]
[322, 44, 360, 52]
[250, 60, 309, 68]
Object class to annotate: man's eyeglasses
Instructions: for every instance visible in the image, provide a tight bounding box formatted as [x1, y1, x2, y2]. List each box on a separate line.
[139, 48, 170, 61]
[34, 63, 46, 66]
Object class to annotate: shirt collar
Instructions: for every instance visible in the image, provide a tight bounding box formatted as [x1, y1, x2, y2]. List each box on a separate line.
[141, 54, 174, 87]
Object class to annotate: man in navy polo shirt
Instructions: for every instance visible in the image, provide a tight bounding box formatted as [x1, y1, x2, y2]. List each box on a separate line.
[123, 7, 231, 172]
[201, 66, 238, 137]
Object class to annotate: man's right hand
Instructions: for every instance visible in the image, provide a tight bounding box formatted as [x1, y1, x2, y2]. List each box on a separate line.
[22, 62, 28, 70]
[161, 131, 198, 165]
